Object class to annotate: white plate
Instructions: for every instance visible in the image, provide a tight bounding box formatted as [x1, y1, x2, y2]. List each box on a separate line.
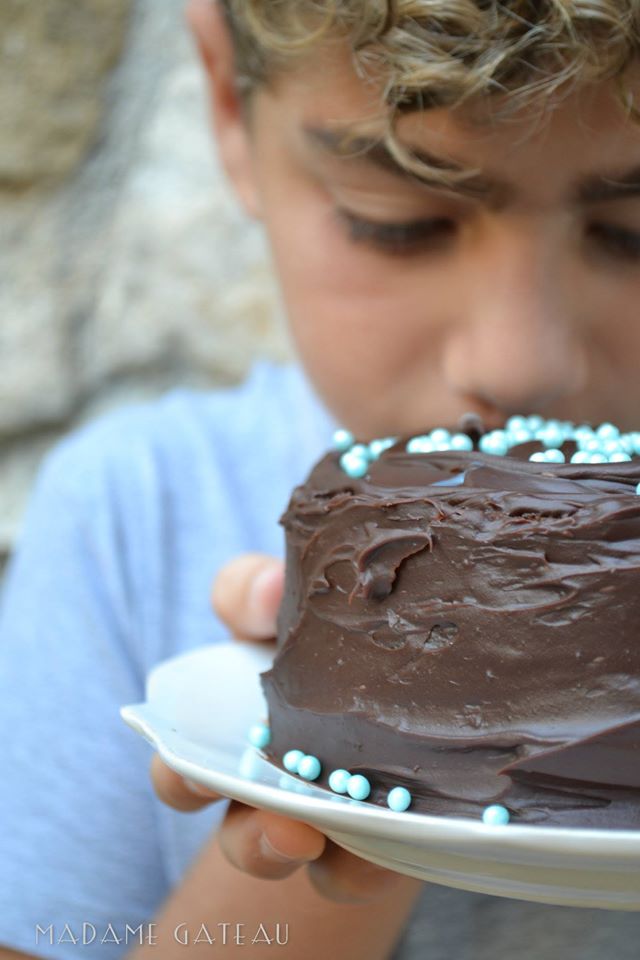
[121, 642, 640, 910]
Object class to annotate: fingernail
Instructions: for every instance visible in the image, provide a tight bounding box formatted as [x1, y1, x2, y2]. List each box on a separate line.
[184, 777, 217, 798]
[258, 832, 305, 865]
[248, 566, 281, 636]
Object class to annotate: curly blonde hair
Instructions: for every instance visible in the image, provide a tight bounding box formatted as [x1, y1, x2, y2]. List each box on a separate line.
[218, 1, 640, 186]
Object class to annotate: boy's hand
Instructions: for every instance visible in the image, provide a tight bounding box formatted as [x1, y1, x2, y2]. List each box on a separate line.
[150, 553, 404, 903]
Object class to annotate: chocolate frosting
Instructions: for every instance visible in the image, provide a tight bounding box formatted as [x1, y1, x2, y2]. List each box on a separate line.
[261, 436, 640, 826]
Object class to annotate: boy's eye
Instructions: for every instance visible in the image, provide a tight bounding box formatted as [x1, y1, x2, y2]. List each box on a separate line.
[335, 208, 456, 255]
[586, 222, 640, 261]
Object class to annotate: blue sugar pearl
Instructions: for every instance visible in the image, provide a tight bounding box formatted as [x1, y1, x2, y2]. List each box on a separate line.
[545, 418, 564, 432]
[574, 425, 595, 443]
[350, 443, 371, 460]
[369, 437, 396, 459]
[248, 723, 271, 749]
[529, 452, 547, 462]
[589, 453, 608, 464]
[537, 425, 565, 449]
[340, 451, 369, 478]
[450, 432, 473, 451]
[298, 755, 322, 781]
[527, 415, 545, 432]
[506, 415, 529, 434]
[333, 428, 354, 451]
[632, 433, 640, 455]
[479, 430, 509, 456]
[636, 483, 640, 495]
[407, 435, 433, 454]
[609, 452, 631, 462]
[482, 804, 510, 826]
[570, 451, 590, 464]
[387, 786, 412, 812]
[544, 449, 565, 463]
[346, 774, 371, 801]
[328, 769, 351, 794]
[283, 749, 305, 773]
[620, 435, 635, 454]
[597, 423, 620, 440]
[601, 438, 623, 454]
[580, 437, 604, 453]
[508, 427, 531, 446]
[430, 428, 451, 445]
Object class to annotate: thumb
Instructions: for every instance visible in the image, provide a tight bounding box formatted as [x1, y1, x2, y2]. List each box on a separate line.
[211, 553, 284, 641]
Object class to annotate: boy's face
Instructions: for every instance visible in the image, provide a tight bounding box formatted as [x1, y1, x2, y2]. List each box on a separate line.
[193, 3, 640, 438]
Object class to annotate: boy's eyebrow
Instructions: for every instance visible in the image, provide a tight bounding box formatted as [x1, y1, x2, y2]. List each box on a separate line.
[302, 125, 502, 201]
[576, 168, 640, 204]
[303, 125, 640, 206]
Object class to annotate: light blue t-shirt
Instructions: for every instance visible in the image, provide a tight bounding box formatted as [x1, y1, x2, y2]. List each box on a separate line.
[1, 359, 639, 960]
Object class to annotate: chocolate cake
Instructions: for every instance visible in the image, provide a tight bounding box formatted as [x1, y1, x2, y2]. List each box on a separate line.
[259, 417, 640, 827]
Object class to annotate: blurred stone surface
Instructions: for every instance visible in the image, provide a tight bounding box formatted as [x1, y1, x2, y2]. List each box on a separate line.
[0, 0, 132, 185]
[0, 0, 293, 572]
[77, 43, 291, 396]
[0, 192, 76, 434]
[0, 434, 57, 573]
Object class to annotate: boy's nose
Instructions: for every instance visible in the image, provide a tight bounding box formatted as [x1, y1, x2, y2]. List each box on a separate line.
[442, 228, 588, 417]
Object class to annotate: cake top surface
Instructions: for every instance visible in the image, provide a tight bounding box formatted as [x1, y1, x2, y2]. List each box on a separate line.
[321, 415, 640, 496]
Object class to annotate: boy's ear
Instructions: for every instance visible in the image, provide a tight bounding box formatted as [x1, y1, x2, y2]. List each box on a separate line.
[186, 0, 262, 219]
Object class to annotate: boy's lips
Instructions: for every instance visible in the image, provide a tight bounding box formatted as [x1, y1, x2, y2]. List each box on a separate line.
[439, 407, 508, 436]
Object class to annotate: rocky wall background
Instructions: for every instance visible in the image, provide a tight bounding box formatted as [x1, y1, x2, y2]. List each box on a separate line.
[0, 0, 293, 579]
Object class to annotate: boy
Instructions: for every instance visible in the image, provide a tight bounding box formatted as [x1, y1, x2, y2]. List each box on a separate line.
[2, 0, 640, 957]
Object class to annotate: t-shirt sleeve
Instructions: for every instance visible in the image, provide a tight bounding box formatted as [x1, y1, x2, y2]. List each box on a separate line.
[0, 438, 170, 960]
